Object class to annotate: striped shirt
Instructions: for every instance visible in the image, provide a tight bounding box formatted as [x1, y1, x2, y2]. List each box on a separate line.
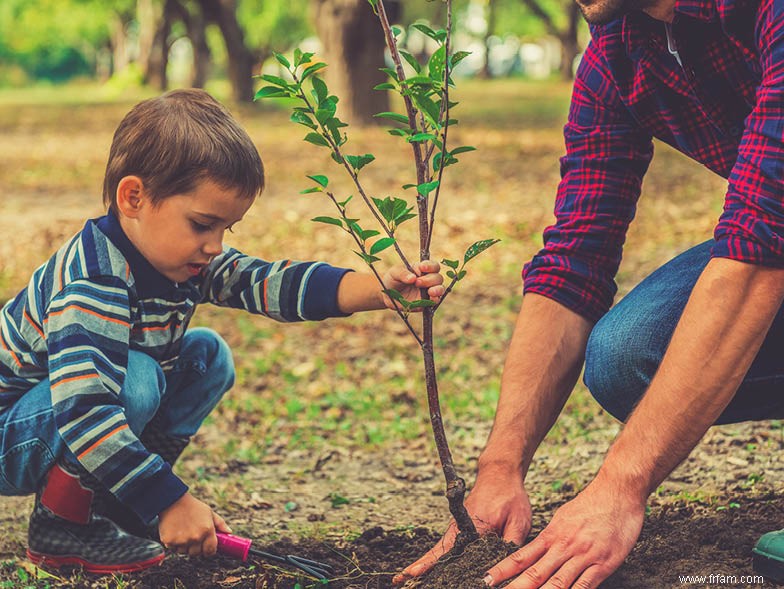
[523, 0, 784, 321]
[0, 213, 350, 522]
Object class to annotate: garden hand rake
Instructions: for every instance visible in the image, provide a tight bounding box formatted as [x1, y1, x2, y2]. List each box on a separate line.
[216, 532, 332, 581]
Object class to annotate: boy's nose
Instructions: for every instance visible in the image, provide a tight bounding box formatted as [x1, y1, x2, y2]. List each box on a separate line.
[203, 237, 223, 256]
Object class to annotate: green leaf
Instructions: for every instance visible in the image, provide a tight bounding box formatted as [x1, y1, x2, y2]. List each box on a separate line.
[300, 187, 322, 194]
[380, 67, 400, 82]
[395, 212, 416, 224]
[417, 180, 439, 196]
[290, 111, 316, 129]
[383, 288, 406, 303]
[255, 86, 288, 99]
[374, 112, 410, 125]
[400, 50, 422, 73]
[451, 145, 477, 155]
[284, 501, 298, 512]
[464, 238, 501, 263]
[360, 228, 380, 240]
[391, 25, 403, 37]
[412, 93, 442, 125]
[409, 299, 436, 309]
[301, 62, 327, 81]
[442, 258, 459, 270]
[345, 153, 376, 171]
[392, 198, 409, 219]
[409, 132, 437, 143]
[311, 76, 328, 103]
[328, 492, 350, 507]
[402, 183, 416, 190]
[428, 45, 447, 80]
[355, 251, 381, 265]
[312, 216, 343, 228]
[451, 50, 471, 67]
[412, 23, 441, 41]
[367, 0, 378, 8]
[274, 53, 291, 69]
[372, 197, 395, 223]
[304, 132, 329, 147]
[338, 195, 353, 208]
[374, 82, 396, 91]
[388, 128, 410, 137]
[370, 237, 396, 255]
[307, 174, 328, 188]
[331, 152, 344, 164]
[406, 75, 434, 86]
[260, 74, 290, 88]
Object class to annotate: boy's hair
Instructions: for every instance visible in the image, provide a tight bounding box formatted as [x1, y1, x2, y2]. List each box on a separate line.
[103, 89, 264, 213]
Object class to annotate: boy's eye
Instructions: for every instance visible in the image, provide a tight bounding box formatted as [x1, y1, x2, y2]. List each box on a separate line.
[191, 220, 213, 233]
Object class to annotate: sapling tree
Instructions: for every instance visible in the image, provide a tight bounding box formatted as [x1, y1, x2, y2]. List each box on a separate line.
[255, 0, 497, 544]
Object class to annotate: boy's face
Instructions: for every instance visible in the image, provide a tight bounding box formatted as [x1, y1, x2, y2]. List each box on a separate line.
[119, 178, 254, 283]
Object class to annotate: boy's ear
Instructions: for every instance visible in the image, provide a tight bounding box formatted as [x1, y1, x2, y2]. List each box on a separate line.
[116, 176, 146, 219]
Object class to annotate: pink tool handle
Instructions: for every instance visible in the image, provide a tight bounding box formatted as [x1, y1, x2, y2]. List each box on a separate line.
[216, 532, 251, 561]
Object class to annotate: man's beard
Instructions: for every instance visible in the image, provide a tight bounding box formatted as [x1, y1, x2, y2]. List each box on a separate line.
[576, 0, 642, 24]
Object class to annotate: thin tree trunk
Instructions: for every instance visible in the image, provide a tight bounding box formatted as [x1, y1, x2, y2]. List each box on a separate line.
[559, 3, 580, 80]
[480, 0, 497, 79]
[198, 0, 255, 102]
[170, 0, 211, 88]
[312, 0, 399, 126]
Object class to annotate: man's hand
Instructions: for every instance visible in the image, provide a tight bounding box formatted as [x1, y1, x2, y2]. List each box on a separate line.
[394, 465, 532, 584]
[158, 492, 232, 557]
[381, 260, 444, 310]
[484, 478, 644, 588]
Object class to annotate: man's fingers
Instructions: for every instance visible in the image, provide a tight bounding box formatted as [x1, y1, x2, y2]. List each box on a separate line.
[393, 543, 447, 584]
[485, 540, 547, 586]
[393, 523, 458, 584]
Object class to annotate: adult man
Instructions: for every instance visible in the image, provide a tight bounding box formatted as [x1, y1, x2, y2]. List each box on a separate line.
[397, 0, 784, 586]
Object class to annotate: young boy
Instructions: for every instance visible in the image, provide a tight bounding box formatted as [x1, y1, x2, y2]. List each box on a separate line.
[0, 89, 444, 573]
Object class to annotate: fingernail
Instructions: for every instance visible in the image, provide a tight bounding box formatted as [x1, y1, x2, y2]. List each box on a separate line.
[483, 574, 494, 586]
[407, 273, 416, 280]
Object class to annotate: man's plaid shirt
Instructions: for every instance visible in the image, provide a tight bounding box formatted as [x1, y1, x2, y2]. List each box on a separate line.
[523, 0, 784, 321]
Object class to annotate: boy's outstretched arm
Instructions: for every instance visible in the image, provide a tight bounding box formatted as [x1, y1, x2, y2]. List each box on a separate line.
[337, 261, 444, 313]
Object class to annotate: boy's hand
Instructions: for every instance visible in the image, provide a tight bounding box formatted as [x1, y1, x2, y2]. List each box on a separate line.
[158, 492, 232, 557]
[381, 260, 445, 310]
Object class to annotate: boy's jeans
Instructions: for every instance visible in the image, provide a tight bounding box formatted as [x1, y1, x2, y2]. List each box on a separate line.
[0, 327, 234, 495]
[584, 240, 784, 424]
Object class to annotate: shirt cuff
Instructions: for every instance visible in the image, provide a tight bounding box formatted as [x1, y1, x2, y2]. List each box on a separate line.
[122, 463, 189, 524]
[302, 265, 354, 320]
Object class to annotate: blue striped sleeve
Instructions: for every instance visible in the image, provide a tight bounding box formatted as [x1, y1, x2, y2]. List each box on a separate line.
[202, 248, 352, 321]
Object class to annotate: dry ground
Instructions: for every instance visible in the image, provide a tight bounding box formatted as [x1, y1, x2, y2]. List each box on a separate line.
[0, 80, 781, 588]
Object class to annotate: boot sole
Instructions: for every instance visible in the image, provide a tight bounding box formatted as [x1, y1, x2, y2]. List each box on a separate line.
[26, 548, 165, 574]
[753, 553, 784, 583]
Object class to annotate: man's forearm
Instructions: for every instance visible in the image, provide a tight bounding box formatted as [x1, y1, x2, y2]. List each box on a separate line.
[599, 258, 784, 499]
[479, 293, 594, 475]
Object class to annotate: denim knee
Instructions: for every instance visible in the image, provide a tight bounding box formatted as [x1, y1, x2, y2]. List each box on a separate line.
[583, 314, 656, 423]
[120, 351, 165, 435]
[186, 327, 235, 390]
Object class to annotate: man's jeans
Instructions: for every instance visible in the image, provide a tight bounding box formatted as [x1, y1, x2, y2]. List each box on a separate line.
[584, 240, 784, 424]
[0, 327, 234, 495]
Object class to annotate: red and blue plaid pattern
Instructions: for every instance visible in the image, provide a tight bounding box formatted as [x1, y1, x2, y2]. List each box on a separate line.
[523, 0, 783, 321]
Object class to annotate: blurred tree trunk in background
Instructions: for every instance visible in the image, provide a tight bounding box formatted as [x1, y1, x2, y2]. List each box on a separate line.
[311, 0, 400, 126]
[170, 0, 212, 87]
[480, 0, 497, 79]
[519, 0, 580, 79]
[198, 0, 256, 101]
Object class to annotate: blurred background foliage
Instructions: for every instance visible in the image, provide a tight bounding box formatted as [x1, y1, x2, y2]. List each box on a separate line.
[0, 0, 588, 123]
